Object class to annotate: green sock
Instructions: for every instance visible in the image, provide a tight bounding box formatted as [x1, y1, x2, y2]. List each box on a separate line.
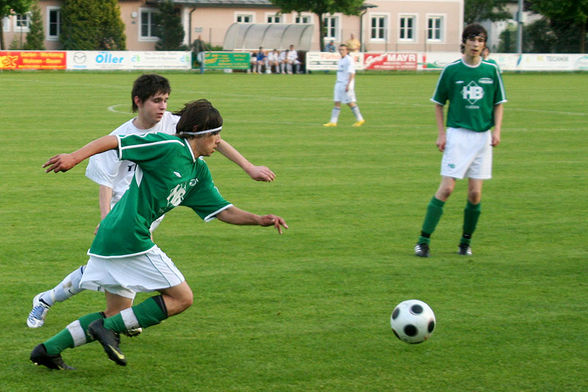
[104, 296, 168, 334]
[419, 197, 445, 244]
[43, 312, 104, 355]
[461, 201, 481, 245]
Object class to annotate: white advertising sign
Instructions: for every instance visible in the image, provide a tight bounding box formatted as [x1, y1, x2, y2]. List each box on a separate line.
[307, 51, 588, 72]
[67, 51, 191, 70]
[305, 52, 364, 71]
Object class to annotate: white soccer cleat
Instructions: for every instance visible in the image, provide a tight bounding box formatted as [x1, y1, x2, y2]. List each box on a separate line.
[27, 293, 51, 328]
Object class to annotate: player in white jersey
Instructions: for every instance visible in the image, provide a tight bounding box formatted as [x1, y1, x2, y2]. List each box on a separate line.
[27, 74, 276, 330]
[323, 44, 365, 127]
[31, 99, 287, 369]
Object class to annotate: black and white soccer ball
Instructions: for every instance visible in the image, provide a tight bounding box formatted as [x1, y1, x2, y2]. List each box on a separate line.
[390, 299, 436, 344]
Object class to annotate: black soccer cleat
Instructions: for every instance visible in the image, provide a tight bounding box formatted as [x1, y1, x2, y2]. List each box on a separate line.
[30, 344, 74, 370]
[457, 243, 472, 256]
[88, 319, 127, 366]
[414, 243, 430, 257]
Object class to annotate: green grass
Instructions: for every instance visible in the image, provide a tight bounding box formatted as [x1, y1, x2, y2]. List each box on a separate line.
[0, 70, 587, 391]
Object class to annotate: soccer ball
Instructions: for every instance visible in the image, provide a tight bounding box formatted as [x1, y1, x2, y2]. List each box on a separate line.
[390, 299, 436, 344]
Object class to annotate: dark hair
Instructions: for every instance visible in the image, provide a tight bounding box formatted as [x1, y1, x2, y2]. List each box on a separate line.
[462, 23, 487, 44]
[131, 74, 171, 112]
[460, 24, 487, 53]
[174, 99, 223, 138]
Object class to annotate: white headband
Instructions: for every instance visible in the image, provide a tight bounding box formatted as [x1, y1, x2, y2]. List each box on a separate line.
[180, 125, 222, 136]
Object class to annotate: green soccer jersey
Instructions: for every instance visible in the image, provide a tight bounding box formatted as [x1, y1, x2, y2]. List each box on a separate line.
[89, 133, 231, 258]
[431, 58, 507, 132]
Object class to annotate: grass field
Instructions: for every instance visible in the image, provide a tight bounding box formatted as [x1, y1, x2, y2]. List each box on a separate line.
[0, 70, 586, 391]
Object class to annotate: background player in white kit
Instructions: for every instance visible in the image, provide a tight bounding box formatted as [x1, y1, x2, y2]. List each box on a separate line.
[414, 24, 506, 257]
[323, 44, 365, 127]
[27, 74, 276, 329]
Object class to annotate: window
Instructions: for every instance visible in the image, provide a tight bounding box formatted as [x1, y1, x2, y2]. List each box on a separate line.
[295, 14, 311, 24]
[399, 15, 416, 41]
[427, 16, 443, 41]
[236, 14, 253, 23]
[14, 13, 30, 32]
[323, 16, 338, 40]
[47, 7, 61, 40]
[370, 15, 386, 40]
[140, 9, 160, 40]
[266, 13, 281, 23]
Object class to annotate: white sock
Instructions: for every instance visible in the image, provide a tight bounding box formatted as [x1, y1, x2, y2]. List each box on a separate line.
[41, 265, 86, 306]
[351, 105, 363, 121]
[330, 107, 341, 124]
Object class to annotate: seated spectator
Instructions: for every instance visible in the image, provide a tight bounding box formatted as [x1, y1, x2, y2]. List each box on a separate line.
[279, 49, 287, 74]
[286, 44, 300, 74]
[325, 40, 336, 53]
[256, 47, 269, 74]
[267, 49, 280, 74]
[250, 50, 258, 73]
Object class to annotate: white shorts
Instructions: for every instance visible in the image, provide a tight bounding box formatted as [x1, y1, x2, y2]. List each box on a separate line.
[334, 82, 356, 104]
[80, 246, 185, 299]
[441, 127, 492, 180]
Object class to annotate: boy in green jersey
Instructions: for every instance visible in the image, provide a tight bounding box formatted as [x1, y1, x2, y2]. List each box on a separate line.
[414, 24, 506, 257]
[31, 99, 288, 370]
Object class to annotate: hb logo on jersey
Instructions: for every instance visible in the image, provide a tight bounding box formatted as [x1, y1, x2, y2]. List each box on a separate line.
[167, 184, 187, 207]
[462, 81, 484, 105]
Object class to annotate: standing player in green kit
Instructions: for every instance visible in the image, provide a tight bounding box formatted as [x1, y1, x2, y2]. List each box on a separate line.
[31, 99, 287, 369]
[414, 24, 506, 257]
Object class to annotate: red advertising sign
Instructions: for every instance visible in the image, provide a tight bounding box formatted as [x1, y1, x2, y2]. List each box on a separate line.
[0, 51, 66, 70]
[363, 53, 418, 70]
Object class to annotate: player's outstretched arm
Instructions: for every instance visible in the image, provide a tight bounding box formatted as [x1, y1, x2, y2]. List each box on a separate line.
[216, 140, 276, 182]
[216, 206, 288, 234]
[43, 135, 119, 173]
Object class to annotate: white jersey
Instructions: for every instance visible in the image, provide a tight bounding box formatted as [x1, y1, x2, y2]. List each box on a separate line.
[287, 50, 298, 62]
[85, 111, 180, 207]
[268, 51, 278, 62]
[336, 54, 355, 85]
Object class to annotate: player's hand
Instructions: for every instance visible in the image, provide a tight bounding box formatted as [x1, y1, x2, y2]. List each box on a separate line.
[259, 214, 288, 234]
[246, 165, 276, 182]
[43, 154, 77, 173]
[94, 223, 100, 235]
[491, 131, 501, 147]
[436, 135, 446, 152]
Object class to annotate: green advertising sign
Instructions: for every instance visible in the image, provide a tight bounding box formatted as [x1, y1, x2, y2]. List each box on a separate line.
[204, 52, 250, 70]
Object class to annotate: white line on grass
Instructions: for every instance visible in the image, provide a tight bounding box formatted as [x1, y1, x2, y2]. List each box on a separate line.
[108, 104, 133, 114]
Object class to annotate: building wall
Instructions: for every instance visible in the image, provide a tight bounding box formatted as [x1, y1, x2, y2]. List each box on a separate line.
[2, 0, 462, 53]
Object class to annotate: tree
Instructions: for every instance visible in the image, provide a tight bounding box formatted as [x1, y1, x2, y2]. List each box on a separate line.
[464, 0, 512, 24]
[60, 0, 126, 50]
[529, 0, 588, 53]
[270, 0, 365, 51]
[23, 2, 44, 49]
[155, 0, 186, 50]
[0, 0, 33, 49]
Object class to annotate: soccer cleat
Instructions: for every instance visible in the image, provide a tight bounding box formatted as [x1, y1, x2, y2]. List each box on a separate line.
[123, 327, 143, 338]
[88, 319, 127, 366]
[322, 122, 337, 127]
[352, 119, 366, 127]
[414, 243, 430, 258]
[30, 344, 74, 370]
[458, 244, 472, 256]
[27, 293, 51, 328]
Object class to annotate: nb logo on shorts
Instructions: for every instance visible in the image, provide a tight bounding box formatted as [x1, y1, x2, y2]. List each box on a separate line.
[462, 81, 484, 104]
[167, 184, 187, 207]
